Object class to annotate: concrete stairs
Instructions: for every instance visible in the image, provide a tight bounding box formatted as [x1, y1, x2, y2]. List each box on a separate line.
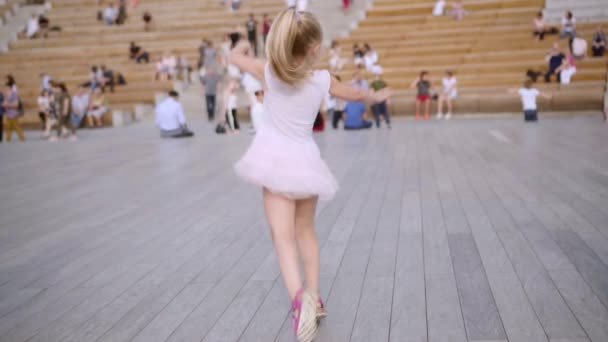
[0, 1, 49, 52]
[544, 0, 608, 24]
[307, 0, 374, 46]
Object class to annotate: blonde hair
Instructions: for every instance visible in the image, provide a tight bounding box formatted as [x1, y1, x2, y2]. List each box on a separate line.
[265, 9, 323, 85]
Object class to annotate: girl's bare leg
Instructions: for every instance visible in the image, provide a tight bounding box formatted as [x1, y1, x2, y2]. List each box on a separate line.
[263, 189, 301, 299]
[295, 196, 320, 297]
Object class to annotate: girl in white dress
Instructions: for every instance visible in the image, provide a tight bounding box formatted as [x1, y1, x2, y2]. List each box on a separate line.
[228, 8, 391, 342]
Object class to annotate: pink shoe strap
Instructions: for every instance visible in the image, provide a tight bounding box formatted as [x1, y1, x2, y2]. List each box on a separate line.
[292, 288, 305, 333]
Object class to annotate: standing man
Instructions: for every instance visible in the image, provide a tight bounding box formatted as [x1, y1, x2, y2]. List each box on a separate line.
[246, 13, 258, 56]
[2, 83, 25, 142]
[262, 14, 272, 46]
[155, 90, 194, 138]
[200, 68, 220, 121]
[52, 82, 76, 141]
[198, 38, 208, 69]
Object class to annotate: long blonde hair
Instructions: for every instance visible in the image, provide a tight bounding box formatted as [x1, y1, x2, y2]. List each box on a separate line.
[265, 9, 323, 85]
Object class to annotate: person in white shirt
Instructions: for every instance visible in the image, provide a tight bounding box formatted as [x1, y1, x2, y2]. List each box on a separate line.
[510, 79, 551, 122]
[71, 86, 90, 128]
[560, 11, 576, 40]
[557, 53, 577, 84]
[328, 40, 345, 73]
[40, 73, 53, 91]
[250, 90, 265, 134]
[433, 0, 446, 16]
[37, 90, 53, 134]
[103, 3, 118, 25]
[26, 14, 39, 38]
[571, 36, 587, 58]
[363, 43, 379, 72]
[437, 70, 457, 120]
[224, 82, 240, 132]
[155, 90, 194, 138]
[163, 52, 178, 80]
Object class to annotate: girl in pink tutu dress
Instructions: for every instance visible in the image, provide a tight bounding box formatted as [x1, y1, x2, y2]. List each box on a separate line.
[228, 8, 391, 342]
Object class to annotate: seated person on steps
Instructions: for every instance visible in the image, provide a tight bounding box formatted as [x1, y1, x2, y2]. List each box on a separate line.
[155, 90, 194, 138]
[344, 101, 373, 130]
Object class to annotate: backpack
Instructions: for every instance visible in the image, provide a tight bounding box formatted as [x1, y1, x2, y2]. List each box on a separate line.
[215, 123, 227, 134]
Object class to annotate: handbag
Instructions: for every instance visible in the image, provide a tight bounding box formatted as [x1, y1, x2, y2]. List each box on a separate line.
[215, 123, 227, 134]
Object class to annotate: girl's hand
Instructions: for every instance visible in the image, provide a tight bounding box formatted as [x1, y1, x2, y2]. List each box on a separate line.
[233, 39, 250, 55]
[370, 88, 393, 104]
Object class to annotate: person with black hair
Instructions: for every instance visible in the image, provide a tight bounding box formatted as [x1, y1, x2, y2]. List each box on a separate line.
[246, 13, 258, 56]
[100, 65, 115, 92]
[51, 82, 76, 141]
[560, 11, 576, 41]
[155, 90, 194, 138]
[129, 42, 150, 63]
[592, 26, 606, 57]
[200, 67, 220, 121]
[2, 83, 25, 142]
[411, 71, 432, 120]
[116, 0, 127, 25]
[532, 12, 559, 41]
[5, 75, 17, 93]
[544, 43, 565, 83]
[142, 10, 153, 31]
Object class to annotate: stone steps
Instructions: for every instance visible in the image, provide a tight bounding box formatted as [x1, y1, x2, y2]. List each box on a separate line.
[308, 0, 374, 46]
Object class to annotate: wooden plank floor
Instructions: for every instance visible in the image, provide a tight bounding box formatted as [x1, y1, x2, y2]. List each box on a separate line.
[1, 116, 608, 342]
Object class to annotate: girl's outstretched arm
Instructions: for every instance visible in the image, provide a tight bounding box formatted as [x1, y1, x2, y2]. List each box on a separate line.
[227, 40, 265, 82]
[330, 76, 392, 104]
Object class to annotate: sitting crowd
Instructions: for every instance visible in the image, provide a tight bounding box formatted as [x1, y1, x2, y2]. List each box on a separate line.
[155, 52, 192, 82]
[532, 11, 606, 86]
[29, 68, 118, 142]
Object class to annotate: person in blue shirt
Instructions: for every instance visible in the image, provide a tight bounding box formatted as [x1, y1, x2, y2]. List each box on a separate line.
[344, 101, 372, 130]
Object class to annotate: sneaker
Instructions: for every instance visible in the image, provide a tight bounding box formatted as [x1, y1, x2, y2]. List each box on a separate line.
[69, 135, 78, 142]
[415, 114, 421, 120]
[424, 114, 430, 120]
[436, 113, 444, 120]
[316, 298, 327, 321]
[49, 136, 58, 142]
[292, 289, 318, 342]
[445, 113, 452, 120]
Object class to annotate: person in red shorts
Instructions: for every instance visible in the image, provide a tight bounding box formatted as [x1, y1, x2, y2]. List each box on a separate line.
[411, 71, 432, 120]
[343, 0, 351, 12]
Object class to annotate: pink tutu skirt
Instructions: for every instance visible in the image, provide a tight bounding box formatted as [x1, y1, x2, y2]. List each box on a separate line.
[234, 130, 338, 201]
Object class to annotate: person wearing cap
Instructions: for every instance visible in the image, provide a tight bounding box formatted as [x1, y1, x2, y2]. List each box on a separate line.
[155, 90, 194, 138]
[369, 66, 390, 128]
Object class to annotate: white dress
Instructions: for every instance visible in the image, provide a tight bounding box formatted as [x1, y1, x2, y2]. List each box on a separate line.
[442, 77, 458, 99]
[235, 64, 338, 200]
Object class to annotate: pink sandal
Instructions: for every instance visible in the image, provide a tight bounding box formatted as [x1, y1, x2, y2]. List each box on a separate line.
[292, 288, 318, 342]
[316, 298, 327, 320]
